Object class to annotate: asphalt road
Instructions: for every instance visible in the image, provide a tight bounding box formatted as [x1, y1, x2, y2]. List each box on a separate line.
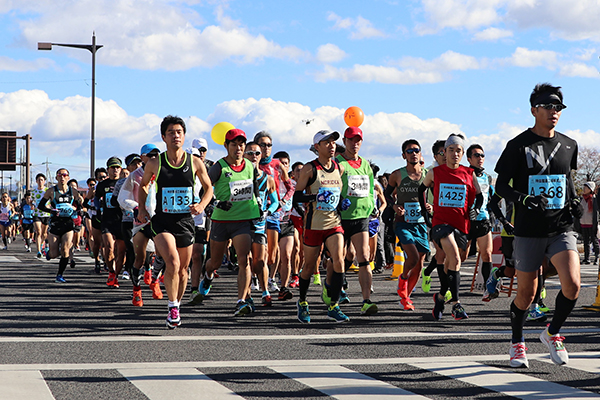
[1, 242, 599, 399]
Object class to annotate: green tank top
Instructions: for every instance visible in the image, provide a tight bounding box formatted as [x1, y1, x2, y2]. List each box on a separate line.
[336, 154, 374, 220]
[212, 158, 260, 222]
[395, 166, 427, 224]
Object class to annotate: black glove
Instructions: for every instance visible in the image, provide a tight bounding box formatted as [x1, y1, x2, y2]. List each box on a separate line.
[204, 204, 214, 217]
[421, 208, 432, 228]
[469, 208, 479, 220]
[523, 194, 548, 211]
[503, 222, 515, 236]
[214, 200, 233, 211]
[370, 208, 380, 219]
[570, 198, 584, 219]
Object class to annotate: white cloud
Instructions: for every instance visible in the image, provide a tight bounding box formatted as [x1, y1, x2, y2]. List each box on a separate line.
[327, 12, 387, 39]
[0, 57, 55, 72]
[559, 63, 600, 78]
[473, 27, 513, 41]
[314, 64, 444, 84]
[416, 0, 505, 34]
[316, 44, 347, 64]
[10, 0, 307, 71]
[397, 50, 484, 71]
[505, 47, 559, 68]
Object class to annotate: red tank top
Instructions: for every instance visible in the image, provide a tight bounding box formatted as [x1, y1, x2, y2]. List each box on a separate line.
[432, 164, 475, 234]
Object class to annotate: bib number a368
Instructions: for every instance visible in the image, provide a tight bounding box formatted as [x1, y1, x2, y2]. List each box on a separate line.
[528, 175, 566, 210]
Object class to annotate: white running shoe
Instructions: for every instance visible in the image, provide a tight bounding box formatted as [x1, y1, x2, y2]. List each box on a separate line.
[539, 326, 568, 365]
[509, 342, 529, 368]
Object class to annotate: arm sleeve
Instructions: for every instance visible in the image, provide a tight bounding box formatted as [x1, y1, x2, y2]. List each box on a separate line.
[266, 190, 279, 214]
[488, 193, 507, 223]
[208, 162, 222, 185]
[417, 183, 428, 214]
[473, 192, 484, 210]
[38, 197, 53, 213]
[384, 183, 396, 207]
[281, 177, 294, 202]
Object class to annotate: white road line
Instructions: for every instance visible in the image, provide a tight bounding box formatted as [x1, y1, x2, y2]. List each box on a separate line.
[119, 368, 244, 400]
[0, 371, 54, 400]
[0, 256, 21, 263]
[0, 328, 597, 343]
[414, 360, 599, 399]
[271, 364, 428, 399]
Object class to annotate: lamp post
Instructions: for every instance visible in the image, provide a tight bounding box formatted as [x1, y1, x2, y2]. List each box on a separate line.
[38, 33, 103, 177]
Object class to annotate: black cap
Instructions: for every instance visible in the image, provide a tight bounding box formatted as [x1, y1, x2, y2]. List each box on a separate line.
[125, 153, 141, 167]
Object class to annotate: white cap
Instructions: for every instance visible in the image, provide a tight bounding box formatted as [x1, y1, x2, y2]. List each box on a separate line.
[313, 130, 340, 145]
[185, 147, 201, 157]
[192, 138, 208, 151]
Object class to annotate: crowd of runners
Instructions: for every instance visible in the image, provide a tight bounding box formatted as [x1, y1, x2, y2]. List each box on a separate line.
[4, 83, 590, 369]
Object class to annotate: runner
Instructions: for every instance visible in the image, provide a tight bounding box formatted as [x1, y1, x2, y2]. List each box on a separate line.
[20, 192, 34, 252]
[578, 182, 598, 265]
[289, 161, 306, 287]
[31, 173, 50, 258]
[386, 139, 430, 311]
[37, 168, 83, 283]
[95, 157, 126, 289]
[67, 179, 83, 269]
[495, 83, 582, 367]
[198, 129, 260, 316]
[335, 127, 378, 315]
[138, 115, 213, 328]
[418, 133, 482, 321]
[293, 130, 350, 323]
[462, 144, 495, 285]
[83, 169, 108, 273]
[0, 193, 14, 249]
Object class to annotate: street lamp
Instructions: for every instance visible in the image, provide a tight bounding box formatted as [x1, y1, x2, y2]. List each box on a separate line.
[38, 33, 103, 177]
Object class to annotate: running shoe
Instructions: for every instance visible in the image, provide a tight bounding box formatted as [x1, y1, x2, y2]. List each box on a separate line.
[106, 272, 116, 287]
[297, 300, 310, 323]
[268, 279, 280, 292]
[509, 342, 529, 368]
[327, 304, 350, 322]
[482, 267, 499, 302]
[321, 282, 332, 306]
[198, 278, 212, 301]
[143, 269, 152, 285]
[289, 275, 299, 288]
[526, 304, 547, 322]
[45, 250, 51, 261]
[421, 269, 431, 293]
[348, 263, 359, 273]
[312, 273, 321, 285]
[373, 266, 384, 274]
[538, 298, 550, 313]
[150, 281, 163, 299]
[25, 246, 31, 253]
[121, 271, 130, 280]
[166, 307, 181, 329]
[361, 300, 378, 315]
[234, 301, 252, 317]
[540, 286, 547, 299]
[70, 260, 76, 268]
[113, 277, 120, 289]
[397, 275, 408, 299]
[539, 325, 568, 365]
[36, 252, 42, 259]
[262, 293, 272, 307]
[55, 275, 66, 283]
[132, 289, 143, 307]
[246, 297, 256, 313]
[278, 287, 293, 301]
[250, 276, 259, 291]
[94, 261, 101, 275]
[400, 298, 415, 311]
[339, 290, 350, 304]
[432, 293, 445, 320]
[444, 290, 452, 303]
[451, 303, 468, 320]
[187, 290, 202, 306]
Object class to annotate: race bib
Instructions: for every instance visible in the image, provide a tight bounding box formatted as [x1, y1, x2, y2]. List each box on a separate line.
[23, 209, 33, 219]
[0, 213, 8, 222]
[404, 202, 424, 224]
[123, 209, 134, 220]
[105, 192, 115, 209]
[316, 187, 340, 211]
[56, 203, 74, 218]
[229, 179, 253, 202]
[528, 174, 566, 210]
[439, 183, 466, 208]
[162, 187, 193, 214]
[347, 175, 370, 197]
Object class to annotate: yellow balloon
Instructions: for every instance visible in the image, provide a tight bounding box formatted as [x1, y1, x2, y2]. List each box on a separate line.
[211, 122, 235, 145]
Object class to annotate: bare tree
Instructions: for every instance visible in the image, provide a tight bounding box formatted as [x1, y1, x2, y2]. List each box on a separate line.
[574, 146, 600, 194]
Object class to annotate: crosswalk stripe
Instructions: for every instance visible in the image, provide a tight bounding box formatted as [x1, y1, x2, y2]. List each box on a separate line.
[0, 256, 21, 263]
[414, 360, 599, 399]
[118, 368, 244, 400]
[0, 371, 54, 400]
[271, 365, 429, 399]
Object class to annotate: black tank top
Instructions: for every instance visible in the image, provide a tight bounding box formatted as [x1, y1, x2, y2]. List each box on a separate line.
[155, 151, 195, 220]
[51, 185, 74, 220]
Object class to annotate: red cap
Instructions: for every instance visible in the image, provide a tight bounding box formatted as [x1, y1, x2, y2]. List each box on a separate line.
[225, 129, 246, 141]
[344, 126, 363, 139]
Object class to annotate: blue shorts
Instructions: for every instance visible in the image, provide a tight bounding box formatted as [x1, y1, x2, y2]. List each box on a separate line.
[394, 221, 429, 254]
[266, 217, 281, 233]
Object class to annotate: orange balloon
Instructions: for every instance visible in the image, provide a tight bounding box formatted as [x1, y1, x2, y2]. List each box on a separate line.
[344, 106, 364, 127]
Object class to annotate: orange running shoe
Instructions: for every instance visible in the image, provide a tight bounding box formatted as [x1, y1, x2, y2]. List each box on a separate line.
[106, 272, 116, 287]
[113, 277, 120, 289]
[132, 289, 143, 307]
[143, 270, 152, 285]
[150, 281, 163, 299]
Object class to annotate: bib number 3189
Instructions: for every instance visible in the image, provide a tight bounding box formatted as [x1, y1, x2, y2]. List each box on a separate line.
[528, 175, 566, 210]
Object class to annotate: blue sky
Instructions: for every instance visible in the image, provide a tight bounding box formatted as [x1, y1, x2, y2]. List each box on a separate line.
[1, 0, 599, 186]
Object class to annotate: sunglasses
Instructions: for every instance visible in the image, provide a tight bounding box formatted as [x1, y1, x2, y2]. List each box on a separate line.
[471, 153, 485, 158]
[436, 151, 445, 156]
[57, 173, 69, 177]
[259, 143, 273, 148]
[405, 148, 421, 154]
[537, 103, 566, 112]
[245, 151, 261, 156]
[199, 148, 207, 153]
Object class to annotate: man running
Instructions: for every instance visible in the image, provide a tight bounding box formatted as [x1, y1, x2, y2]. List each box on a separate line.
[386, 139, 430, 310]
[138, 116, 213, 328]
[294, 130, 350, 323]
[335, 126, 378, 315]
[495, 83, 582, 368]
[31, 173, 50, 258]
